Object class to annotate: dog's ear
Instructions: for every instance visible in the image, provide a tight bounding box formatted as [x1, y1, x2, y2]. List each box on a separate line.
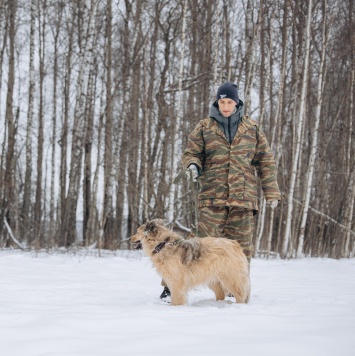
[145, 220, 158, 235]
[150, 218, 164, 227]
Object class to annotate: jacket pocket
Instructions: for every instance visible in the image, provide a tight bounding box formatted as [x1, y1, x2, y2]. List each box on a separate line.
[243, 166, 258, 201]
[199, 170, 216, 199]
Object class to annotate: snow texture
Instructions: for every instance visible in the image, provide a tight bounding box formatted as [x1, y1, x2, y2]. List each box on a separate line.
[1, 250, 354, 356]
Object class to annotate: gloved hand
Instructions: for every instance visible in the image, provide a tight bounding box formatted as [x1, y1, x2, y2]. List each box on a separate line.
[185, 164, 199, 182]
[268, 200, 279, 209]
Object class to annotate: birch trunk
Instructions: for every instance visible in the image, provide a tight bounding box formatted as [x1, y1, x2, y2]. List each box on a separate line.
[115, 0, 138, 242]
[273, 0, 289, 168]
[244, 0, 263, 115]
[212, 0, 221, 89]
[86, 91, 105, 247]
[102, 0, 113, 247]
[82, 58, 96, 245]
[21, 0, 36, 243]
[255, 198, 266, 255]
[343, 165, 355, 257]
[297, 0, 329, 257]
[168, 0, 187, 223]
[0, 0, 7, 90]
[141, 51, 149, 222]
[34, 0, 46, 246]
[267, 207, 275, 259]
[343, 14, 355, 257]
[258, 3, 267, 127]
[49, 4, 63, 242]
[61, 0, 98, 246]
[282, 0, 312, 258]
[243, 0, 254, 115]
[4, 0, 17, 238]
[59, 3, 76, 242]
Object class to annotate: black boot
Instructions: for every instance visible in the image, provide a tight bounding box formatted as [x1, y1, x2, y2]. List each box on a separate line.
[160, 286, 171, 302]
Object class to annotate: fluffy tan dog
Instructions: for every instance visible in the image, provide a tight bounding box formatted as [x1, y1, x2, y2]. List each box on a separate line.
[130, 219, 250, 306]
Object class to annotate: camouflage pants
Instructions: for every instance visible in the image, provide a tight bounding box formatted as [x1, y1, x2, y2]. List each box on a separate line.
[197, 206, 255, 264]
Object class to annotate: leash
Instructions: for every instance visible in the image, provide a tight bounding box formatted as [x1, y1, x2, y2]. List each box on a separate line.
[173, 169, 200, 237]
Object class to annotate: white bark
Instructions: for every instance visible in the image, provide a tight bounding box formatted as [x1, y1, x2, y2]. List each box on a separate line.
[255, 198, 266, 254]
[244, 0, 263, 115]
[297, 0, 329, 257]
[4, 218, 25, 250]
[142, 50, 149, 221]
[272, 0, 288, 152]
[62, 0, 98, 244]
[282, 0, 312, 258]
[167, 0, 187, 223]
[343, 168, 355, 257]
[86, 85, 105, 246]
[212, 1, 222, 88]
[22, 0, 36, 233]
[243, 0, 254, 115]
[343, 36, 355, 257]
[267, 207, 275, 259]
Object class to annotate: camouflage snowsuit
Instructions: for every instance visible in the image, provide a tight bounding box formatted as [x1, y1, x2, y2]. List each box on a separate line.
[182, 114, 281, 261]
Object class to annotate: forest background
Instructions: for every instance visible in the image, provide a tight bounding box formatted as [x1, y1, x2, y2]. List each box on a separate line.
[0, 0, 354, 259]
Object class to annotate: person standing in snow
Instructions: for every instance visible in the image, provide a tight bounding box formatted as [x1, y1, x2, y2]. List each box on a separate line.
[160, 82, 281, 301]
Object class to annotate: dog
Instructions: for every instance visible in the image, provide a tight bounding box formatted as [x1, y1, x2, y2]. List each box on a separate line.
[130, 219, 250, 306]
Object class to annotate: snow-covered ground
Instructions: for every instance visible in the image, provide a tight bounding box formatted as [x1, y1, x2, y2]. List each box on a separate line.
[1, 250, 354, 356]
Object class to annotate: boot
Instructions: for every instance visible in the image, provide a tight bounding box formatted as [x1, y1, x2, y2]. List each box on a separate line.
[160, 286, 171, 302]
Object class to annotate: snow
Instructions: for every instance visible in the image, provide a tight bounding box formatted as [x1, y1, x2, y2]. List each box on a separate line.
[1, 250, 354, 356]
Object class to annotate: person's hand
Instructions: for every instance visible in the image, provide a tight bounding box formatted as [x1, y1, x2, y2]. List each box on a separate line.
[186, 164, 199, 182]
[268, 200, 279, 209]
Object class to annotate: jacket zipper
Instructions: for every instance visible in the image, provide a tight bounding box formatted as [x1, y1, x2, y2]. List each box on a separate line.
[228, 118, 232, 144]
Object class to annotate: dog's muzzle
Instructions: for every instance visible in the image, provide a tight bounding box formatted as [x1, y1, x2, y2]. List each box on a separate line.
[129, 238, 142, 250]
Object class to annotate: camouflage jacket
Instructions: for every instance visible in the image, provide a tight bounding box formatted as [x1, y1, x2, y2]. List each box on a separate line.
[182, 116, 281, 211]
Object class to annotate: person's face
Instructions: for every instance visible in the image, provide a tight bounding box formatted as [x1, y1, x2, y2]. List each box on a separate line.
[218, 98, 237, 117]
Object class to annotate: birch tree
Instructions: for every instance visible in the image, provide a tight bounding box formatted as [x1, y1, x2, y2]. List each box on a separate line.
[167, 0, 187, 223]
[101, 0, 114, 247]
[34, 0, 47, 245]
[342, 1, 355, 257]
[21, 0, 36, 243]
[282, 0, 313, 258]
[297, 0, 330, 257]
[48, 1, 63, 241]
[60, 0, 98, 246]
[59, 2, 76, 244]
[3, 0, 17, 238]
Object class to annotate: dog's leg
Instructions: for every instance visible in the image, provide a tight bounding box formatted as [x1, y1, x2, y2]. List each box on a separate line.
[209, 281, 225, 301]
[170, 286, 187, 306]
[167, 278, 187, 306]
[221, 275, 250, 304]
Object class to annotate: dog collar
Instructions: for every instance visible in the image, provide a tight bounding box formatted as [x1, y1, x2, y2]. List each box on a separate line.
[152, 237, 184, 255]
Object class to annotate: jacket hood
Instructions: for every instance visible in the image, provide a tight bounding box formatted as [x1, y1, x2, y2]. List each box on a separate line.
[209, 99, 244, 125]
[209, 100, 244, 143]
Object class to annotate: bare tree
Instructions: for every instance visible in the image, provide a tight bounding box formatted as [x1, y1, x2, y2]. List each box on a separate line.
[3, 0, 18, 241]
[297, 0, 331, 257]
[34, 0, 47, 246]
[282, 0, 313, 258]
[21, 0, 36, 243]
[61, 0, 98, 246]
[168, 0, 187, 223]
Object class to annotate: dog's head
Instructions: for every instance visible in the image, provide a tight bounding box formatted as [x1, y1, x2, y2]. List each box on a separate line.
[129, 219, 167, 253]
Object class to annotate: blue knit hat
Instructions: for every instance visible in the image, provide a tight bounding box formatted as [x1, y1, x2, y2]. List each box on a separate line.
[216, 82, 239, 103]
